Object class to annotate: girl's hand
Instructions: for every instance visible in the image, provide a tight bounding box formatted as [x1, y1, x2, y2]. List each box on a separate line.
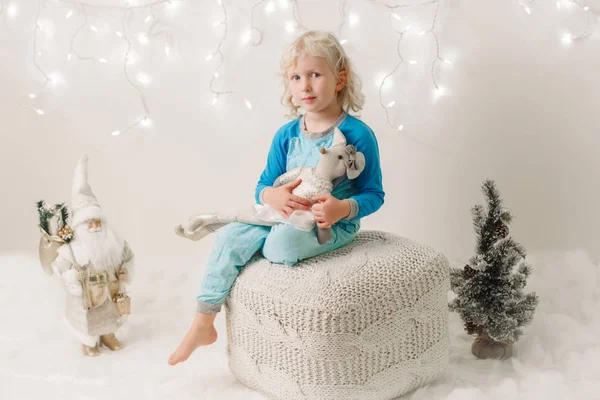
[311, 195, 351, 228]
[263, 179, 312, 218]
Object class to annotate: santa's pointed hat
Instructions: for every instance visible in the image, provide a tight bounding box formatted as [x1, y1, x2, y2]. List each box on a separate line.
[71, 155, 105, 228]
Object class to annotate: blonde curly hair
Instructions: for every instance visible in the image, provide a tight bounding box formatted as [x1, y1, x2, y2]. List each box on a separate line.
[280, 30, 365, 118]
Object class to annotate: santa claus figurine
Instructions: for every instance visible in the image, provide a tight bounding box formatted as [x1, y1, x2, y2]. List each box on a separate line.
[51, 155, 134, 356]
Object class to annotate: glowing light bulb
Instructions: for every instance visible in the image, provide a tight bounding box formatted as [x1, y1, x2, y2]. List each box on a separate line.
[7, 4, 18, 19]
[98, 58, 108, 64]
[112, 130, 121, 136]
[386, 100, 396, 108]
[29, 94, 37, 99]
[242, 30, 252, 44]
[48, 73, 63, 85]
[141, 117, 152, 127]
[562, 34, 572, 44]
[90, 25, 98, 32]
[376, 74, 393, 90]
[349, 14, 359, 26]
[408, 60, 418, 65]
[166, 0, 181, 11]
[285, 21, 296, 33]
[115, 31, 123, 37]
[137, 72, 151, 85]
[397, 124, 404, 131]
[34, 109, 45, 115]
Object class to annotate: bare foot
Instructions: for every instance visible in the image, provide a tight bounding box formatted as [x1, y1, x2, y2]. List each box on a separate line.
[168, 312, 218, 366]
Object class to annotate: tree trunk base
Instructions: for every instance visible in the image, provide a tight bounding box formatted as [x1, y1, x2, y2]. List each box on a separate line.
[471, 332, 513, 360]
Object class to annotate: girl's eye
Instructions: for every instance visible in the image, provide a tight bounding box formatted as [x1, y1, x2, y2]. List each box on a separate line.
[291, 75, 300, 81]
[311, 73, 320, 78]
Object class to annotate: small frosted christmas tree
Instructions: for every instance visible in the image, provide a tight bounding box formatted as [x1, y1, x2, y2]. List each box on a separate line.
[449, 180, 538, 359]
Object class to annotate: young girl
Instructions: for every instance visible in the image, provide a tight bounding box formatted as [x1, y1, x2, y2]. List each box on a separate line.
[168, 30, 385, 366]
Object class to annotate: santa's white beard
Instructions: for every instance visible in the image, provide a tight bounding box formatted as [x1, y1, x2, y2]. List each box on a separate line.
[73, 224, 124, 274]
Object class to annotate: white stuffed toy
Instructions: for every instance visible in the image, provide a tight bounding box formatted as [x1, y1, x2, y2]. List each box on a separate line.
[175, 128, 365, 245]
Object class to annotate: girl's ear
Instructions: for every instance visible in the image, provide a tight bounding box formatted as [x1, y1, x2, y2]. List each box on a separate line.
[336, 70, 348, 92]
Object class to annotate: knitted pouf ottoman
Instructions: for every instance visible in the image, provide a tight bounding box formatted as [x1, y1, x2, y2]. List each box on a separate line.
[224, 231, 450, 400]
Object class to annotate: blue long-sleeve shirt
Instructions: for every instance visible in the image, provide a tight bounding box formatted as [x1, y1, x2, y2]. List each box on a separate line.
[255, 112, 385, 225]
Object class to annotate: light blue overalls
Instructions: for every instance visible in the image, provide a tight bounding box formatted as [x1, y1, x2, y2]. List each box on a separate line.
[196, 113, 363, 313]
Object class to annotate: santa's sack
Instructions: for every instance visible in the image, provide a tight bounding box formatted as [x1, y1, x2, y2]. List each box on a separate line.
[38, 226, 66, 276]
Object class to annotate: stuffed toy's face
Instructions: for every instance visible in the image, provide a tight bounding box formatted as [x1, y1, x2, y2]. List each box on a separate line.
[317, 144, 366, 181]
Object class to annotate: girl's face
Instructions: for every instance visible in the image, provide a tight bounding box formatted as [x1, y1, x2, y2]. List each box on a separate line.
[287, 55, 346, 114]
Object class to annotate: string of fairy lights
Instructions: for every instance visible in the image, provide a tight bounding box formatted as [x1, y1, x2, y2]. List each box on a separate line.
[518, 0, 599, 43]
[358, 0, 452, 132]
[206, 0, 305, 109]
[555, 0, 599, 43]
[25, 0, 177, 134]
[1, 0, 598, 136]
[28, 0, 51, 116]
[207, 0, 236, 108]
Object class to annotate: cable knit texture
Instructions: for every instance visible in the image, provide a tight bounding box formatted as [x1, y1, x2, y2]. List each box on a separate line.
[224, 231, 450, 400]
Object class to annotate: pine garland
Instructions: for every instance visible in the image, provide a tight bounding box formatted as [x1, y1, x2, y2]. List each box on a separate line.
[59, 203, 69, 226]
[36, 201, 73, 242]
[36, 200, 52, 234]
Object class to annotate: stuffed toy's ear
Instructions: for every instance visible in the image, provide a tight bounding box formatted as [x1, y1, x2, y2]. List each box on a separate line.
[345, 145, 365, 179]
[332, 127, 347, 147]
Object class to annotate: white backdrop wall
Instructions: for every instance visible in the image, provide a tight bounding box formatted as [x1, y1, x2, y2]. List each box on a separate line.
[1, 0, 599, 273]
